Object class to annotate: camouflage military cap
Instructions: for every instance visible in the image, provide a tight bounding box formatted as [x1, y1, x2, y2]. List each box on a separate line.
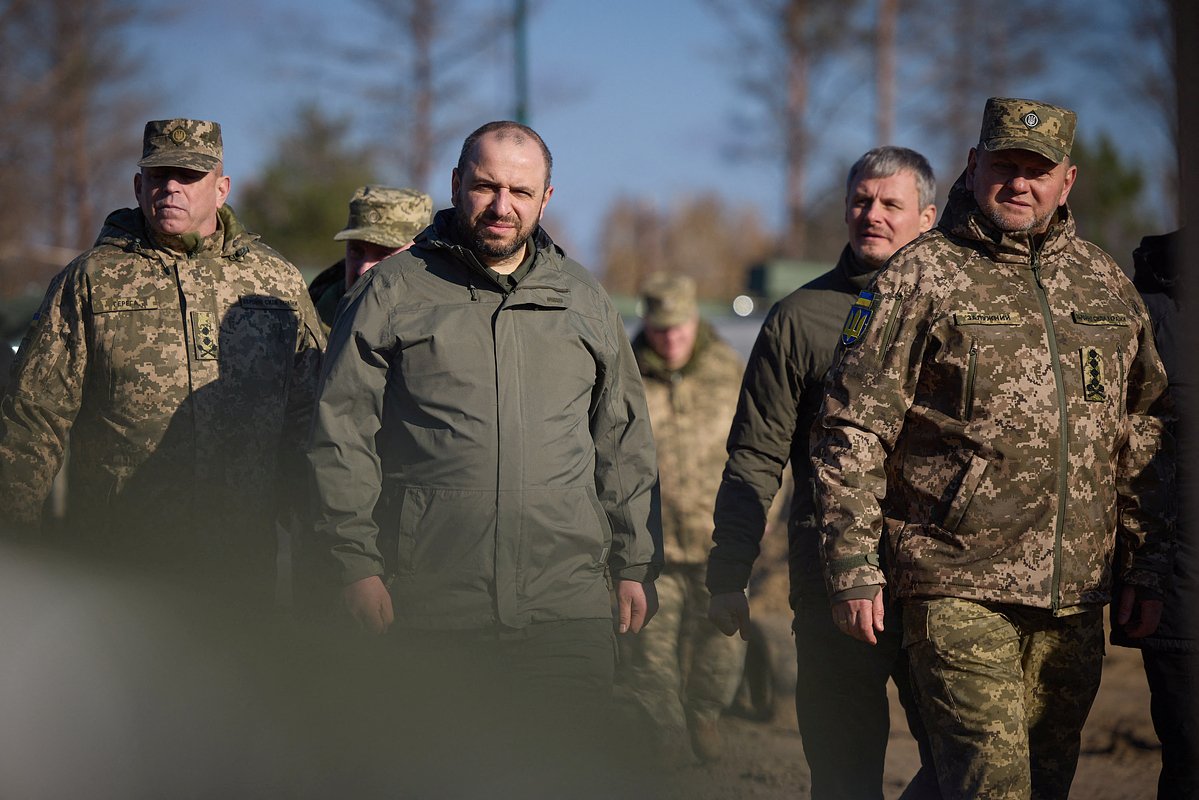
[138, 119, 223, 171]
[334, 185, 434, 248]
[641, 273, 698, 328]
[978, 97, 1076, 164]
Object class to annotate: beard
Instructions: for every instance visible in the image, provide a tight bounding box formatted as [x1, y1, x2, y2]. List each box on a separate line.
[454, 209, 534, 262]
[979, 201, 1058, 236]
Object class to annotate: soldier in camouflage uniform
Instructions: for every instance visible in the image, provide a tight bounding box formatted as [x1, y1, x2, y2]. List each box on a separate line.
[708, 146, 940, 799]
[308, 185, 433, 336]
[812, 98, 1175, 799]
[0, 119, 324, 606]
[615, 273, 746, 763]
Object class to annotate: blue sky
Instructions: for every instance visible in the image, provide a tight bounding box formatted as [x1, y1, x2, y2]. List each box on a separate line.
[137, 0, 1174, 268]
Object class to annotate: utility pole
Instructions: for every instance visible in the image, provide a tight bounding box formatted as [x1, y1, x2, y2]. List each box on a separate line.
[514, 0, 528, 123]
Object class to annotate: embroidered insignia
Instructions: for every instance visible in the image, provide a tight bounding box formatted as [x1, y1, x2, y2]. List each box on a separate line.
[1081, 347, 1106, 402]
[171, 128, 188, 144]
[1073, 311, 1129, 326]
[1023, 112, 1040, 128]
[953, 311, 1022, 326]
[841, 291, 875, 347]
[92, 296, 159, 313]
[240, 296, 299, 311]
[193, 311, 218, 360]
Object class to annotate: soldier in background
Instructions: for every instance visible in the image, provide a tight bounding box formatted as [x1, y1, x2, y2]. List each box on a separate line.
[1110, 229, 1196, 800]
[308, 185, 433, 336]
[708, 146, 940, 799]
[0, 118, 324, 608]
[615, 273, 746, 764]
[812, 97, 1173, 798]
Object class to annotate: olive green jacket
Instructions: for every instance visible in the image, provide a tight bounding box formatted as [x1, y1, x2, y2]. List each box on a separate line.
[0, 206, 324, 594]
[308, 211, 661, 629]
[812, 176, 1174, 612]
[706, 246, 878, 605]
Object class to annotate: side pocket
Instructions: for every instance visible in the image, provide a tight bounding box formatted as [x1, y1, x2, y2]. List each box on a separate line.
[394, 487, 419, 576]
[964, 339, 978, 420]
[586, 488, 613, 569]
[942, 453, 988, 532]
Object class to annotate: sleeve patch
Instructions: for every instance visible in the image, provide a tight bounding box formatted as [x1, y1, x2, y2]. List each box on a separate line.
[840, 290, 875, 347]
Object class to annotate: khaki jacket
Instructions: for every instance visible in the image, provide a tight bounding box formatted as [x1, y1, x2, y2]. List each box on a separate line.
[635, 323, 742, 564]
[0, 206, 324, 594]
[813, 177, 1174, 612]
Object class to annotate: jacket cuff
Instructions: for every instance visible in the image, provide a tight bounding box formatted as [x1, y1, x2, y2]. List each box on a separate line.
[705, 556, 753, 595]
[1122, 565, 1170, 598]
[336, 554, 385, 587]
[612, 563, 656, 583]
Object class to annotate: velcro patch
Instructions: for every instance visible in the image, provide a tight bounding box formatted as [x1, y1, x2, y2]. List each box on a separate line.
[240, 296, 299, 311]
[92, 296, 159, 313]
[840, 291, 875, 346]
[193, 311, 218, 360]
[953, 311, 1021, 326]
[1080, 347, 1106, 402]
[1073, 311, 1129, 326]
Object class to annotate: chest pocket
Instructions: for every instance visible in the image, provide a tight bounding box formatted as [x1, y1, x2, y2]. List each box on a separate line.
[1065, 311, 1135, 410]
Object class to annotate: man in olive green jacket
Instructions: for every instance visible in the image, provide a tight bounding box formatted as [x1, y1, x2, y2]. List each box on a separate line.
[307, 122, 660, 703]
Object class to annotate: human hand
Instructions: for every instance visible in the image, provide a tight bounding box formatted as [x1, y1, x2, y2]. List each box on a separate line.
[708, 591, 751, 641]
[617, 579, 655, 633]
[831, 588, 884, 645]
[342, 575, 394, 635]
[1117, 584, 1163, 639]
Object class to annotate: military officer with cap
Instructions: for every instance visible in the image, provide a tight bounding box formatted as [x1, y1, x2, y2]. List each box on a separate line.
[0, 118, 324, 607]
[308, 185, 433, 335]
[811, 97, 1175, 798]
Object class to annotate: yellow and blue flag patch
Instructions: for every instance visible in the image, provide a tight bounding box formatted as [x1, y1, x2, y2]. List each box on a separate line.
[841, 290, 875, 346]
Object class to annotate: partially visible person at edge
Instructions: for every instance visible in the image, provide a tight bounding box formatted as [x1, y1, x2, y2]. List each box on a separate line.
[307, 121, 660, 719]
[615, 272, 747, 765]
[1110, 229, 1196, 800]
[0, 119, 324, 608]
[707, 146, 941, 799]
[811, 97, 1175, 799]
[307, 185, 433, 336]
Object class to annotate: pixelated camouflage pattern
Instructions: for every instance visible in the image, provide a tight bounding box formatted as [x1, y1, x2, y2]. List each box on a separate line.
[813, 174, 1174, 612]
[904, 598, 1104, 798]
[615, 566, 746, 741]
[0, 204, 324, 595]
[334, 185, 433, 248]
[138, 119, 223, 172]
[640, 273, 698, 328]
[634, 322, 743, 563]
[979, 97, 1076, 164]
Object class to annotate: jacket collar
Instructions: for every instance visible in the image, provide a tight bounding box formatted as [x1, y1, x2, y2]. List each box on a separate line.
[96, 205, 255, 259]
[939, 170, 1075, 269]
[834, 244, 881, 291]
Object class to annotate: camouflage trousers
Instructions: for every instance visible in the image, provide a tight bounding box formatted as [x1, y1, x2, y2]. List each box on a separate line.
[903, 597, 1104, 800]
[615, 564, 747, 742]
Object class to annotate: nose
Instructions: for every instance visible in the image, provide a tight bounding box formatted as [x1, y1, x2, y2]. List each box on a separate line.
[863, 199, 884, 223]
[490, 188, 513, 217]
[1007, 174, 1030, 192]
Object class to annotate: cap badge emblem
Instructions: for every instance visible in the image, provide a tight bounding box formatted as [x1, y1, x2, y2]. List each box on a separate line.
[170, 128, 188, 144]
[1022, 112, 1040, 129]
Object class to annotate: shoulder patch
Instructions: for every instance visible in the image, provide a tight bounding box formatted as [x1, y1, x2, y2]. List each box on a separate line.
[840, 290, 875, 347]
[1072, 311, 1129, 326]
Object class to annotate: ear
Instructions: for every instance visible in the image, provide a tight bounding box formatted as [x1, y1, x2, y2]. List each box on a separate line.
[1057, 163, 1078, 207]
[965, 147, 979, 191]
[450, 168, 461, 207]
[215, 173, 231, 208]
[918, 204, 937, 233]
[133, 172, 143, 203]
[539, 184, 554, 216]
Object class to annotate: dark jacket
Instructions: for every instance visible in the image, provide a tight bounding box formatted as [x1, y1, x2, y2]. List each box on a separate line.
[707, 246, 877, 606]
[1113, 230, 1194, 650]
[307, 259, 346, 337]
[308, 210, 661, 629]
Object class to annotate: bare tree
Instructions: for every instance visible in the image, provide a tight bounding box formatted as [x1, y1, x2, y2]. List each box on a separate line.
[0, 0, 153, 295]
[704, 0, 866, 259]
[875, 0, 898, 145]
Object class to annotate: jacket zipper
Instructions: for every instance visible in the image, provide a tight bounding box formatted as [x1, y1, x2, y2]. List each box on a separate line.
[1029, 247, 1068, 613]
[965, 339, 978, 420]
[879, 298, 903, 356]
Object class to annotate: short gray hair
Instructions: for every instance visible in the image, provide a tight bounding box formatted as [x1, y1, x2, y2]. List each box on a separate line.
[846, 146, 936, 210]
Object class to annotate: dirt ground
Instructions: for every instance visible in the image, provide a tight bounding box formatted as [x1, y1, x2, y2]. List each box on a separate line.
[659, 611, 1162, 799]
